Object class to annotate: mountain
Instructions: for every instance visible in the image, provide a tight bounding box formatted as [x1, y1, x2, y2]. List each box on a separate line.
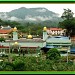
[0, 7, 62, 27]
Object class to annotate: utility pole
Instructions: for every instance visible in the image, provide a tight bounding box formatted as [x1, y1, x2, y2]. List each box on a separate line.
[67, 46, 70, 63]
[67, 50, 69, 63]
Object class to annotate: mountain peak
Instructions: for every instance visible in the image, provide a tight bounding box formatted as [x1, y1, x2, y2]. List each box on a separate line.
[0, 7, 61, 22]
[18, 7, 27, 9]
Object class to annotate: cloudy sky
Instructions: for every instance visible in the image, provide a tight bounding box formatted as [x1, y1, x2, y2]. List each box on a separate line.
[0, 3, 75, 16]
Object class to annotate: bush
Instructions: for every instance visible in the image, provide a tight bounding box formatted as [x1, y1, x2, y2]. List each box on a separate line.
[1, 55, 75, 71]
[46, 48, 61, 61]
[0, 37, 5, 42]
[1, 62, 14, 71]
[0, 62, 4, 71]
[4, 65, 13, 71]
[13, 58, 25, 71]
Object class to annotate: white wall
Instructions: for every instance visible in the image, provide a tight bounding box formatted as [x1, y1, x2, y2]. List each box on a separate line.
[0, 41, 46, 48]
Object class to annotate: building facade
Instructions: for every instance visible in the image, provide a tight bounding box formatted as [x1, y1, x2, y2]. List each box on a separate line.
[47, 28, 66, 36]
[0, 27, 71, 54]
[46, 36, 71, 52]
[0, 26, 13, 38]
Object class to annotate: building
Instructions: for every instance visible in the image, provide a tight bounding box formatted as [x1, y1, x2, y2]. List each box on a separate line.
[47, 28, 66, 36]
[0, 26, 13, 38]
[46, 36, 71, 52]
[0, 27, 71, 54]
[0, 27, 47, 54]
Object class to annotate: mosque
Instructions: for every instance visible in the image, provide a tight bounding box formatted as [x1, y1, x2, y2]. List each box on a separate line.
[0, 26, 71, 55]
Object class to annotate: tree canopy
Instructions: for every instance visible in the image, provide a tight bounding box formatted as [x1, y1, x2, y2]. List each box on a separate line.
[61, 8, 74, 20]
[59, 8, 75, 37]
[46, 48, 61, 60]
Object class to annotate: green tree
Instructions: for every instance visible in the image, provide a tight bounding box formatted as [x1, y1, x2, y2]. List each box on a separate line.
[0, 37, 5, 42]
[61, 8, 74, 20]
[59, 8, 75, 37]
[2, 62, 14, 71]
[13, 58, 25, 71]
[46, 48, 61, 61]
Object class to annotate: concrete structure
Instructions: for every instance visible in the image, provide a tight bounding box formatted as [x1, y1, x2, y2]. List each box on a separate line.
[47, 28, 66, 36]
[13, 27, 18, 40]
[43, 27, 48, 41]
[46, 36, 71, 52]
[0, 27, 71, 54]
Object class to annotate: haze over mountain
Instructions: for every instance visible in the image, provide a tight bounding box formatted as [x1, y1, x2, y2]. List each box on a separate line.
[0, 7, 62, 27]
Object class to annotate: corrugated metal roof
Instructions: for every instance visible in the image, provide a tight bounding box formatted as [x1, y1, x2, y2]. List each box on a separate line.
[46, 36, 71, 43]
[0, 29, 13, 34]
[47, 28, 63, 31]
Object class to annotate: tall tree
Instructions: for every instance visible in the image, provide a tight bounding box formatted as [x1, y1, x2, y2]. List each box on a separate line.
[61, 8, 74, 20]
[59, 8, 75, 37]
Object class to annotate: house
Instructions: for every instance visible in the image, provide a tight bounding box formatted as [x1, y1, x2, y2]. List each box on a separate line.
[47, 28, 66, 36]
[0, 26, 13, 38]
[46, 36, 71, 52]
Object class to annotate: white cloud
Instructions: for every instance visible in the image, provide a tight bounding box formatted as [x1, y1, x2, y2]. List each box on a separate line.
[35, 16, 52, 21]
[25, 16, 37, 21]
[0, 12, 8, 20]
[25, 15, 53, 21]
[8, 16, 19, 21]
[0, 13, 22, 21]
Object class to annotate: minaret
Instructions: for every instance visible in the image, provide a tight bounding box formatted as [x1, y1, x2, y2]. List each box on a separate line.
[43, 27, 47, 41]
[13, 27, 18, 40]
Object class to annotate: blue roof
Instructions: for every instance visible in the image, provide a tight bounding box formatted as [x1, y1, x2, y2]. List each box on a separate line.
[46, 36, 71, 43]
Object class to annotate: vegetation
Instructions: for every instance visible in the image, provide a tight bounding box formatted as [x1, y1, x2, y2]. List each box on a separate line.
[46, 48, 61, 61]
[61, 8, 74, 20]
[0, 55, 74, 71]
[0, 19, 44, 36]
[59, 8, 75, 37]
[0, 8, 75, 71]
[0, 14, 60, 36]
[0, 48, 74, 71]
[0, 37, 5, 42]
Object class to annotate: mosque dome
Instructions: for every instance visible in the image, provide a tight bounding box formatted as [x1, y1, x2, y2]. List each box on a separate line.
[43, 27, 47, 31]
[14, 42, 18, 45]
[28, 34, 32, 39]
[13, 27, 17, 32]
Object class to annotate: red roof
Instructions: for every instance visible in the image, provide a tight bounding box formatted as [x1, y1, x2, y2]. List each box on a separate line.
[0, 29, 13, 34]
[47, 28, 62, 31]
[0, 46, 8, 48]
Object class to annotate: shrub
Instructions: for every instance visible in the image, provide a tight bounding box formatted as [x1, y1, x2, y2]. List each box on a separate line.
[2, 62, 14, 71]
[0, 37, 5, 42]
[13, 58, 25, 71]
[46, 48, 61, 61]
[4, 65, 13, 71]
